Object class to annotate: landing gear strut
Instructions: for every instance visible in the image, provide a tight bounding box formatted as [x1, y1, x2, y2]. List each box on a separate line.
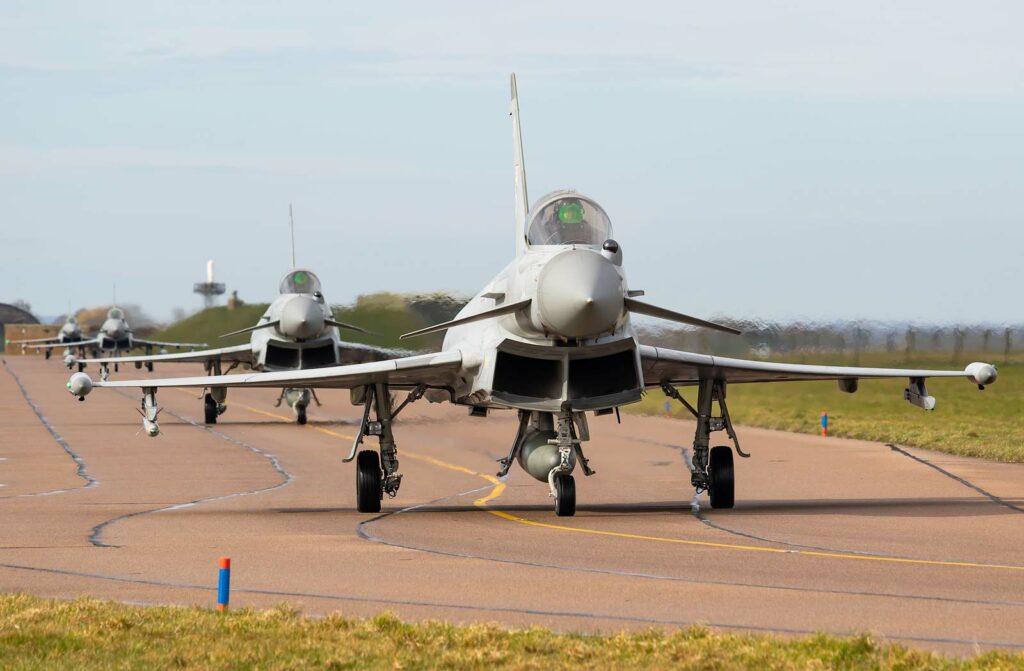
[548, 405, 579, 517]
[344, 384, 425, 513]
[662, 379, 747, 509]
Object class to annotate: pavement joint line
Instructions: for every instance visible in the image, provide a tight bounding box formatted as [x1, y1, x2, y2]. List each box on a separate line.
[1, 359, 98, 496]
[86, 388, 295, 548]
[0, 559, 1019, 650]
[887, 443, 1024, 514]
[229, 391, 1024, 574]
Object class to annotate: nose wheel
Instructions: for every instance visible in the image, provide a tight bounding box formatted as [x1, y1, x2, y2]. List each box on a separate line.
[708, 446, 735, 509]
[554, 473, 576, 517]
[356, 449, 383, 513]
[296, 405, 307, 425]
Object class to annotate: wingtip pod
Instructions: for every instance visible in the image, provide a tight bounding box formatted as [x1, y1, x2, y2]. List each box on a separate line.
[965, 362, 998, 387]
[67, 372, 92, 400]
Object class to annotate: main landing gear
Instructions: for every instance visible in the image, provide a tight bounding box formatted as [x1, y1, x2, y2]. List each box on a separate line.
[661, 378, 747, 509]
[345, 384, 426, 513]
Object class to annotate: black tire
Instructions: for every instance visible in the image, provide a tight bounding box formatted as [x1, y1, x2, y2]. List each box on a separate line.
[708, 446, 735, 509]
[146, 362, 154, 372]
[203, 394, 218, 425]
[114, 362, 119, 373]
[356, 450, 383, 513]
[77, 362, 85, 372]
[296, 405, 307, 425]
[44, 350, 51, 360]
[134, 361, 142, 369]
[554, 473, 576, 517]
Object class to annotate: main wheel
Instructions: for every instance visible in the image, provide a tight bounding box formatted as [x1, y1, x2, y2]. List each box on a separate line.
[44, 350, 51, 360]
[554, 473, 576, 517]
[356, 450, 383, 513]
[708, 445, 735, 509]
[114, 362, 119, 373]
[203, 394, 218, 425]
[296, 405, 307, 425]
[146, 361, 154, 372]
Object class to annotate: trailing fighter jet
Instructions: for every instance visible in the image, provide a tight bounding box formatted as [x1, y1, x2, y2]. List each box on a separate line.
[9, 315, 85, 360]
[75, 267, 407, 425]
[68, 75, 999, 516]
[37, 306, 205, 370]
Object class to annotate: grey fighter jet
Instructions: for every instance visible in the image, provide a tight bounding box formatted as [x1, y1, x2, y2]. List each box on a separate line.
[74, 268, 407, 426]
[69, 76, 999, 516]
[9, 315, 85, 360]
[38, 306, 205, 370]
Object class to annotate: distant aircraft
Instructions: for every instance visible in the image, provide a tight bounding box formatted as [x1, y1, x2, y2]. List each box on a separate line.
[9, 315, 84, 360]
[77, 268, 407, 425]
[69, 75, 999, 517]
[41, 306, 205, 370]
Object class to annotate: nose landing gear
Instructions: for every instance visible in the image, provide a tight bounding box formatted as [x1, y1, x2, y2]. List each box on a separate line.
[553, 472, 576, 517]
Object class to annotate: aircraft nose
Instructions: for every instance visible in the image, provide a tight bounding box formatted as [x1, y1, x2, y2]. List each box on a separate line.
[534, 250, 624, 338]
[279, 295, 325, 340]
[102, 319, 122, 338]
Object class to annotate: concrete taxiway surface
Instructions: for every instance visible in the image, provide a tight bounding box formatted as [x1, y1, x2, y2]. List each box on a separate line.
[1, 356, 1022, 653]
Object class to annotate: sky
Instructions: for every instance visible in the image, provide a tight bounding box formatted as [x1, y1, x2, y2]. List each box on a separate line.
[1, 1, 1022, 325]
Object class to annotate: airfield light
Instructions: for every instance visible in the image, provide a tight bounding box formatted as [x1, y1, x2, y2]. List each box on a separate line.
[558, 201, 585, 224]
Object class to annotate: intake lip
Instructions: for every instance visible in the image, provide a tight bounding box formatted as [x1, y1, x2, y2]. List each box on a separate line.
[535, 249, 623, 338]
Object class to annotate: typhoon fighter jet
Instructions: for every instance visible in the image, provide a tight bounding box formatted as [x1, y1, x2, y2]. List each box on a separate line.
[38, 306, 205, 371]
[9, 315, 85, 360]
[75, 268, 407, 425]
[68, 75, 999, 517]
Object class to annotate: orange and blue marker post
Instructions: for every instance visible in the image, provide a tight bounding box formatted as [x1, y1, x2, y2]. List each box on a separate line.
[820, 412, 828, 437]
[217, 557, 231, 611]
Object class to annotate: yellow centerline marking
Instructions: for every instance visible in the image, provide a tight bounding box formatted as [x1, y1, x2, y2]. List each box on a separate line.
[171, 389, 1023, 572]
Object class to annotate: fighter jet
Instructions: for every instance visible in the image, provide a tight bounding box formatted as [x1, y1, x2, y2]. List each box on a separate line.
[9, 314, 85, 360]
[68, 75, 999, 517]
[41, 305, 206, 370]
[75, 268, 407, 425]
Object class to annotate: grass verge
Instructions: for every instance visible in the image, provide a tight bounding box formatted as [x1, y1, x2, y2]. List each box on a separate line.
[631, 354, 1023, 463]
[0, 595, 1021, 670]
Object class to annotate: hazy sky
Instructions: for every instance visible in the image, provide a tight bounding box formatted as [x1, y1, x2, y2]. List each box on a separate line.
[2, 1, 1022, 324]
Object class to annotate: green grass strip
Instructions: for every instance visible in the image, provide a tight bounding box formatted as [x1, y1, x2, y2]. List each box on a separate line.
[0, 595, 1021, 669]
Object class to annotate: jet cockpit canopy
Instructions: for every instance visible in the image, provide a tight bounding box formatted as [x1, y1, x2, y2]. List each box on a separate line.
[527, 191, 612, 247]
[108, 308, 123, 320]
[279, 268, 322, 295]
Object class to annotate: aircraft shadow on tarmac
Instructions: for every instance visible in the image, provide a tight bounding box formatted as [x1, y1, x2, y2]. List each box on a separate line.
[267, 497, 1020, 518]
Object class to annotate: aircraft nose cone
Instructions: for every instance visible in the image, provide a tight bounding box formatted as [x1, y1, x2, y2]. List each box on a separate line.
[279, 295, 325, 340]
[535, 250, 624, 338]
[102, 319, 123, 339]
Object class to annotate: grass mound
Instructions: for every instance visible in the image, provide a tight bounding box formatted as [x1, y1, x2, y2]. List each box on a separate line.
[0, 595, 1019, 669]
[146, 293, 454, 352]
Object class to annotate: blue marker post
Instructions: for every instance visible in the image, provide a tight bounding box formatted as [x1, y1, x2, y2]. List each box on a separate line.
[820, 412, 828, 438]
[217, 556, 231, 611]
[663, 400, 672, 417]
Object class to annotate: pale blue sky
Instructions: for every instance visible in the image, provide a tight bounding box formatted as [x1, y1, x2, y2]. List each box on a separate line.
[2, 1, 1022, 324]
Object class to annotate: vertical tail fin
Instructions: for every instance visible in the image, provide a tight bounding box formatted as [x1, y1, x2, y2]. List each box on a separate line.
[510, 73, 529, 254]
